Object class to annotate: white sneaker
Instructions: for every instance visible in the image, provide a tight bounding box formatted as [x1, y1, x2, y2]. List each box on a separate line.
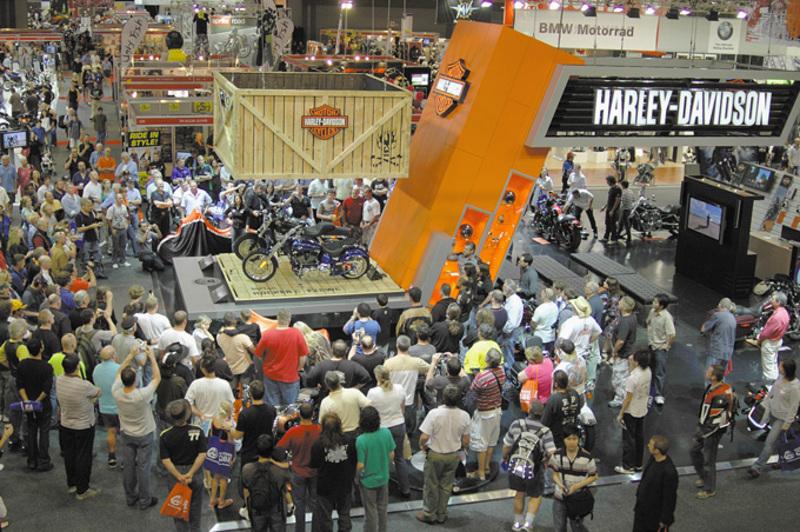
[239, 507, 250, 520]
[76, 487, 101, 500]
[655, 396, 665, 405]
[112, 264, 118, 269]
[614, 465, 635, 475]
[512, 523, 524, 532]
[123, 261, 131, 267]
[0, 463, 4, 472]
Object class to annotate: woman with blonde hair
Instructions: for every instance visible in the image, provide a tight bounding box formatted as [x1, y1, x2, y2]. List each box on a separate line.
[208, 401, 236, 509]
[192, 315, 213, 352]
[293, 321, 331, 366]
[367, 365, 410, 497]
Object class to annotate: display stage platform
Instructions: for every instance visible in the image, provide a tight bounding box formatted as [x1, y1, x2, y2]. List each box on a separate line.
[173, 254, 408, 329]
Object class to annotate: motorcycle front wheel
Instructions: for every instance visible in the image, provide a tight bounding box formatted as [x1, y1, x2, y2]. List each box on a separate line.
[234, 234, 267, 260]
[243, 251, 278, 282]
[341, 255, 370, 279]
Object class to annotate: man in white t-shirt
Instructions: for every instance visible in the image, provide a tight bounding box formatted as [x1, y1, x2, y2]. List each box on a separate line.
[532, 287, 559, 352]
[615, 350, 652, 475]
[157, 310, 200, 365]
[134, 295, 171, 344]
[567, 164, 587, 193]
[558, 297, 602, 390]
[185, 355, 235, 430]
[565, 188, 598, 237]
[82, 171, 103, 206]
[360, 186, 381, 247]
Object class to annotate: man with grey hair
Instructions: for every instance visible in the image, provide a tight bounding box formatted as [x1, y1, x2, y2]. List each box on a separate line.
[468, 348, 505, 481]
[701, 298, 737, 376]
[148, 178, 173, 237]
[383, 334, 430, 435]
[115, 151, 138, 180]
[747, 291, 790, 382]
[318, 370, 370, 436]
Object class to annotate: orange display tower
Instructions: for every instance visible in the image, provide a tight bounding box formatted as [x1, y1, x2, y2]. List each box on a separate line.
[370, 21, 581, 297]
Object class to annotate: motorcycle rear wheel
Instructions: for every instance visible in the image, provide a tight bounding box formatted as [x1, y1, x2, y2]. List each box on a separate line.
[243, 251, 278, 282]
[560, 224, 581, 252]
[341, 255, 370, 279]
[234, 234, 267, 260]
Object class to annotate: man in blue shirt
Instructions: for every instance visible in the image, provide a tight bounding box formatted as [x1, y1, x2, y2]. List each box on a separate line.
[125, 179, 143, 257]
[343, 303, 381, 343]
[92, 346, 121, 468]
[0, 154, 16, 203]
[115, 152, 138, 180]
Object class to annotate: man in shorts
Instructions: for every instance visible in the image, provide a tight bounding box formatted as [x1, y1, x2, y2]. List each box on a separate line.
[91, 346, 121, 468]
[502, 400, 556, 532]
[468, 349, 506, 481]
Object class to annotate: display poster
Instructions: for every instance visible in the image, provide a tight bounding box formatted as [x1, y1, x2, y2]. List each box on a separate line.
[128, 130, 160, 148]
[707, 19, 742, 55]
[516, 9, 658, 51]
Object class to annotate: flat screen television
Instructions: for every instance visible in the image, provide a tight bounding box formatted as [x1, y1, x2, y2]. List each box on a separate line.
[686, 196, 725, 242]
[741, 165, 777, 192]
[2, 130, 27, 149]
[410, 73, 430, 87]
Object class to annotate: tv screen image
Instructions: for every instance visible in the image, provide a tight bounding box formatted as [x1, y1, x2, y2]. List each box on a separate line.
[2, 131, 27, 149]
[687, 197, 724, 241]
[411, 73, 429, 86]
[740, 164, 777, 192]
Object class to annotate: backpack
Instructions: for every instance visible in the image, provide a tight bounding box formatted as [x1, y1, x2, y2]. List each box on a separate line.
[508, 425, 547, 480]
[76, 329, 99, 382]
[519, 373, 540, 414]
[247, 463, 283, 514]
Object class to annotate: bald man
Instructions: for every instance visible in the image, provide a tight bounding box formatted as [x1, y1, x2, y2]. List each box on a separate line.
[92, 346, 121, 468]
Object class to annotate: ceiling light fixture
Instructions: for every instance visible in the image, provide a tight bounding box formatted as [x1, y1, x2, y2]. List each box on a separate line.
[645, 5, 656, 15]
[679, 7, 691, 16]
[737, 9, 748, 19]
[548, 1, 561, 10]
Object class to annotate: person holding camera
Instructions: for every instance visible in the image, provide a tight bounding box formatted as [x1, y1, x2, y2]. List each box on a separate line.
[425, 352, 470, 407]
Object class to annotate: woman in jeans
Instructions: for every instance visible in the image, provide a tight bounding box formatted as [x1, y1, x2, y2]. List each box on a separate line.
[367, 365, 411, 497]
[550, 424, 598, 532]
[355, 406, 395, 532]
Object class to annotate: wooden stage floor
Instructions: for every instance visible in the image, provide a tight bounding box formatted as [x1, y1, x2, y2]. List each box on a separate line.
[216, 253, 403, 303]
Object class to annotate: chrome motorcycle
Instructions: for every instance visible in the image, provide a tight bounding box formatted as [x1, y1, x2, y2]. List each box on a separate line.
[531, 194, 583, 252]
[628, 195, 680, 238]
[242, 220, 370, 283]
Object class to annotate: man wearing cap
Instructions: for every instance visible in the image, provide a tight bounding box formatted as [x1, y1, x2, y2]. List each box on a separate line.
[159, 399, 207, 531]
[113, 343, 161, 510]
[557, 297, 602, 393]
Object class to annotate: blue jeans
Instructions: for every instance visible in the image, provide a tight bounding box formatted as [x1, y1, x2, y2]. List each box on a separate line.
[389, 423, 410, 495]
[291, 473, 316, 532]
[502, 327, 524, 372]
[121, 431, 154, 507]
[263, 378, 299, 407]
[127, 213, 140, 256]
[652, 348, 668, 397]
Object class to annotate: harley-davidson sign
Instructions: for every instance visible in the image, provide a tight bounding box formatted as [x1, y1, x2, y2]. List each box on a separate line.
[431, 59, 470, 117]
[302, 104, 349, 140]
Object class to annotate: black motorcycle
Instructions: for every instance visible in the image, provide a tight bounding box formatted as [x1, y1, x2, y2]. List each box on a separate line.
[531, 194, 583, 252]
[628, 195, 680, 238]
[633, 162, 655, 187]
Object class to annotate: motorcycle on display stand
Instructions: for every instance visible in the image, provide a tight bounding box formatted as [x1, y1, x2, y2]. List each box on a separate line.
[530, 194, 583, 252]
[718, 274, 800, 343]
[633, 162, 656, 188]
[242, 219, 370, 283]
[628, 194, 680, 238]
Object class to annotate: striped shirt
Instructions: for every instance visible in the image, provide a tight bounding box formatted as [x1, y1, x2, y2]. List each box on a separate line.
[56, 375, 99, 430]
[549, 449, 597, 501]
[502, 418, 557, 458]
[471, 367, 506, 411]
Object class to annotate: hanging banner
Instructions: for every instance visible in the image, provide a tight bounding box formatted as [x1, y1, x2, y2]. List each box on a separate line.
[128, 130, 161, 148]
[708, 19, 742, 55]
[516, 9, 658, 51]
[120, 15, 150, 67]
[526, 65, 800, 147]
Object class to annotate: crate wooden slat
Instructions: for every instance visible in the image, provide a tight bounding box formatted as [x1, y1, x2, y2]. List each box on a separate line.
[213, 72, 411, 180]
[216, 253, 403, 302]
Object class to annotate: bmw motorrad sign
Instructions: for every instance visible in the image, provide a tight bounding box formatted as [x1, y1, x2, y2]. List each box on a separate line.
[526, 65, 800, 148]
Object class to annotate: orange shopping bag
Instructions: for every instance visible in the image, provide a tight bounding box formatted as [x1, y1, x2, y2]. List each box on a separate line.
[160, 482, 192, 522]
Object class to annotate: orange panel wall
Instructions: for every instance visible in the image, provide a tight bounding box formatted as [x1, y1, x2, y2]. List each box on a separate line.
[371, 22, 582, 288]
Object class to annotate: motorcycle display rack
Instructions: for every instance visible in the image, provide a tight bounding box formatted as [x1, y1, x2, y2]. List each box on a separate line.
[570, 252, 677, 307]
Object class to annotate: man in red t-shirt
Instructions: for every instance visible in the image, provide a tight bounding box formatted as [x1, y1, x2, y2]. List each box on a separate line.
[341, 186, 365, 228]
[255, 309, 308, 406]
[277, 402, 321, 532]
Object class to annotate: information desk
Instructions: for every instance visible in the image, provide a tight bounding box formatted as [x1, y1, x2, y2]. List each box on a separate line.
[748, 231, 800, 281]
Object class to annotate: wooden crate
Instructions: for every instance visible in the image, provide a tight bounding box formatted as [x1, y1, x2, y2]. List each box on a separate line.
[213, 72, 411, 180]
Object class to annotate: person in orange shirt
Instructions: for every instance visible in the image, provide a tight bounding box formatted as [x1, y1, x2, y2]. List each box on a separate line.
[96, 147, 117, 182]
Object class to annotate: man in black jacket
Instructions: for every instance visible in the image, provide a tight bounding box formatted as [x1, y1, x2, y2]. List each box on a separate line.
[633, 434, 678, 532]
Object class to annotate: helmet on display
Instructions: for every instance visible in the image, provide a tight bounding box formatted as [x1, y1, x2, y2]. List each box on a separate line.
[459, 223, 474, 240]
[503, 190, 516, 205]
[166, 30, 184, 50]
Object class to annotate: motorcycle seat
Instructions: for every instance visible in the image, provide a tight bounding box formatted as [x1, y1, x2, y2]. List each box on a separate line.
[303, 222, 351, 238]
[321, 238, 355, 257]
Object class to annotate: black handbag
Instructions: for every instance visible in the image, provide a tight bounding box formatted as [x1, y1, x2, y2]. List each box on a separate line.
[561, 454, 595, 519]
[491, 370, 509, 410]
